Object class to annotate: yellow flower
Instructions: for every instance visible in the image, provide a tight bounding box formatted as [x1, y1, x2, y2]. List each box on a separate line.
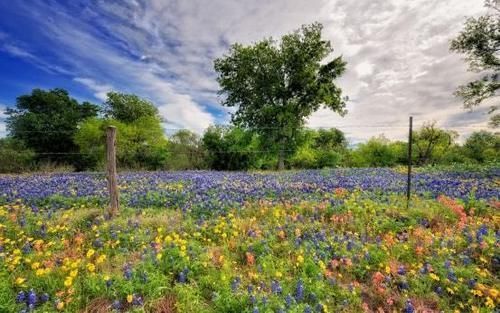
[64, 277, 73, 287]
[15, 277, 26, 286]
[87, 263, 95, 273]
[56, 301, 65, 310]
[485, 297, 495, 308]
[429, 273, 440, 281]
[275, 271, 283, 278]
[70, 269, 78, 278]
[489, 288, 498, 298]
[96, 254, 106, 264]
[385, 265, 391, 274]
[297, 255, 304, 264]
[156, 253, 163, 260]
[86, 249, 95, 258]
[31, 262, 40, 270]
[127, 294, 133, 303]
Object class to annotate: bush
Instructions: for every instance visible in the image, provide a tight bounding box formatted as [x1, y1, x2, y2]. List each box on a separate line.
[0, 138, 35, 173]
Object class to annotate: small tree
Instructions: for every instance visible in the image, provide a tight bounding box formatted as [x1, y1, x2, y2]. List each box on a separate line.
[463, 130, 500, 162]
[167, 130, 206, 170]
[412, 122, 458, 165]
[214, 23, 347, 170]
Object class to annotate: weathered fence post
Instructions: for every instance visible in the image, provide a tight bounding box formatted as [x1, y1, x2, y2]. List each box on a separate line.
[106, 126, 119, 217]
[406, 116, 413, 209]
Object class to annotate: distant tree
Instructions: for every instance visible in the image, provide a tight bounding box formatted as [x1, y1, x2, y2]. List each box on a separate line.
[166, 130, 206, 170]
[290, 128, 347, 168]
[75, 116, 168, 170]
[451, 1, 500, 127]
[202, 125, 260, 170]
[214, 22, 347, 170]
[412, 122, 458, 165]
[351, 136, 397, 167]
[0, 138, 35, 173]
[103, 92, 159, 123]
[5, 88, 98, 169]
[463, 130, 500, 162]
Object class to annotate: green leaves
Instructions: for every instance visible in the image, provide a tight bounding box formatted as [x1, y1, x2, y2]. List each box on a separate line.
[451, 6, 500, 125]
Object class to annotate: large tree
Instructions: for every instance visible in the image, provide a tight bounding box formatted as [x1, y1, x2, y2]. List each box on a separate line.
[214, 22, 347, 170]
[5, 88, 98, 168]
[451, 1, 500, 127]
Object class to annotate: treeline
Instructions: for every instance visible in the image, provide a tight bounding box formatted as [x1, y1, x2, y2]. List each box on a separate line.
[0, 88, 498, 173]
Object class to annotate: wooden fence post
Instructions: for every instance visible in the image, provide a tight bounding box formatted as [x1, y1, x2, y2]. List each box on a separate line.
[106, 126, 119, 217]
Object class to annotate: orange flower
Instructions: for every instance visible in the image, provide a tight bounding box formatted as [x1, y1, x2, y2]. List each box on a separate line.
[245, 252, 255, 266]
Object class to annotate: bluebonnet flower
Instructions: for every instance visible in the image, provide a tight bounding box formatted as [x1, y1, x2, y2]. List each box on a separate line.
[112, 300, 122, 310]
[178, 268, 188, 283]
[404, 300, 415, 313]
[285, 294, 293, 308]
[16, 291, 26, 303]
[231, 277, 240, 292]
[123, 264, 133, 280]
[476, 224, 488, 242]
[295, 279, 304, 302]
[397, 265, 406, 275]
[27, 289, 37, 307]
[271, 280, 282, 294]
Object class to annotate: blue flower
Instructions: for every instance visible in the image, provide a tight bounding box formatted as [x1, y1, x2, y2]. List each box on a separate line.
[295, 279, 304, 302]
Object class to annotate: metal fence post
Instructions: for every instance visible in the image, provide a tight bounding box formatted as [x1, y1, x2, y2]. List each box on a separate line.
[406, 116, 413, 208]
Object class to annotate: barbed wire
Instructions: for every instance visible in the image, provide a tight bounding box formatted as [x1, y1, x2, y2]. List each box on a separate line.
[6, 125, 491, 133]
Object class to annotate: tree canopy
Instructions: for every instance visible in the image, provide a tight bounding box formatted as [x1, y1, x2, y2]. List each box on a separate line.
[451, 1, 500, 127]
[214, 22, 347, 169]
[103, 91, 159, 123]
[5, 88, 98, 169]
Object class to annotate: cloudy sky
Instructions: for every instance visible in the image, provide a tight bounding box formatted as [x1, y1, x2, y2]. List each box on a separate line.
[0, 0, 492, 141]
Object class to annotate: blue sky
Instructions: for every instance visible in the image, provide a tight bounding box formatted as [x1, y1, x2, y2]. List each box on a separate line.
[0, 0, 493, 141]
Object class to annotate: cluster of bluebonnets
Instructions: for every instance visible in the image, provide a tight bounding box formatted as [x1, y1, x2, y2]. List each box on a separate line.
[1, 168, 498, 212]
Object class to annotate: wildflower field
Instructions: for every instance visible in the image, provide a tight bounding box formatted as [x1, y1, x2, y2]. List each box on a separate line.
[0, 169, 498, 313]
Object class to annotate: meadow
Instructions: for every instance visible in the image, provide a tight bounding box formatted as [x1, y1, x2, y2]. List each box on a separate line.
[0, 168, 498, 312]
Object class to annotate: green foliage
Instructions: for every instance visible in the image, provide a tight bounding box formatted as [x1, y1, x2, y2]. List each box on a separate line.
[289, 128, 347, 168]
[451, 4, 500, 125]
[5, 88, 98, 169]
[166, 130, 206, 170]
[75, 117, 168, 170]
[350, 136, 397, 167]
[214, 22, 347, 169]
[0, 138, 35, 173]
[202, 125, 260, 170]
[463, 130, 500, 163]
[412, 122, 458, 165]
[103, 91, 159, 123]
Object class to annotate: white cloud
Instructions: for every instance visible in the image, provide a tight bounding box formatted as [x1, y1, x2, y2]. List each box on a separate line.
[0, 104, 7, 120]
[3, 0, 493, 139]
[74, 77, 114, 102]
